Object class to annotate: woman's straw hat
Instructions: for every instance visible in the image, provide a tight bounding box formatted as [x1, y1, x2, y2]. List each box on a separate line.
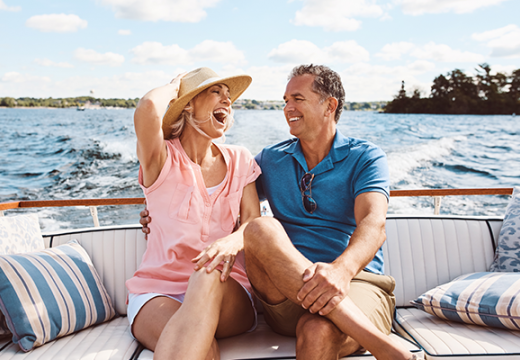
[162, 67, 252, 138]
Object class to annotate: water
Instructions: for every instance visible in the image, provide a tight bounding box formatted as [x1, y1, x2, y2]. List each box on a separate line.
[1, 108, 519, 231]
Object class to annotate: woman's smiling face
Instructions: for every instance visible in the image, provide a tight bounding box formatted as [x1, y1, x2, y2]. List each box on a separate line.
[191, 84, 232, 138]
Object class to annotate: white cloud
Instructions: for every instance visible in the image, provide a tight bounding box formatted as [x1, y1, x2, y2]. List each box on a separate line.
[130, 40, 245, 65]
[34, 58, 74, 68]
[340, 61, 436, 101]
[268, 40, 325, 63]
[26, 14, 88, 33]
[0, 0, 20, 11]
[100, 0, 221, 22]
[488, 64, 519, 75]
[472, 24, 520, 58]
[74, 48, 125, 67]
[53, 71, 177, 98]
[396, 0, 510, 15]
[225, 65, 294, 101]
[376, 42, 415, 60]
[1, 72, 51, 83]
[292, 0, 384, 31]
[377, 41, 485, 62]
[118, 29, 131, 35]
[268, 40, 369, 64]
[411, 42, 485, 62]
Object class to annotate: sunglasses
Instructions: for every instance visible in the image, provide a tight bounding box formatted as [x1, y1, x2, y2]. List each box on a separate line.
[300, 173, 317, 214]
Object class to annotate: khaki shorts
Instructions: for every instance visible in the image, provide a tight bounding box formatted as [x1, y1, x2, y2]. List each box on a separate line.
[253, 270, 396, 337]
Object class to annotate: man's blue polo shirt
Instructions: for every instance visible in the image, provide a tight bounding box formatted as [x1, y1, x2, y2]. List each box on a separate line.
[255, 130, 390, 274]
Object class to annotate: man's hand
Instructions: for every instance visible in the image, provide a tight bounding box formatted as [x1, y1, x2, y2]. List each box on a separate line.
[139, 208, 151, 240]
[296, 262, 352, 316]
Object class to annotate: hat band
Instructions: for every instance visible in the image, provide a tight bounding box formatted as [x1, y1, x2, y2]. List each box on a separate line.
[198, 77, 221, 88]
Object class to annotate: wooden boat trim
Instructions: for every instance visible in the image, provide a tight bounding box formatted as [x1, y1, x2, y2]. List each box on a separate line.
[0, 188, 513, 211]
[389, 187, 513, 197]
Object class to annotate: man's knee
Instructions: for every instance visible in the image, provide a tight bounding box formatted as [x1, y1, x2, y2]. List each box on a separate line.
[244, 217, 284, 252]
[296, 313, 346, 345]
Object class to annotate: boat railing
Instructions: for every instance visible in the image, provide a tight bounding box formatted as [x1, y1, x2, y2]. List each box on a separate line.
[0, 188, 514, 227]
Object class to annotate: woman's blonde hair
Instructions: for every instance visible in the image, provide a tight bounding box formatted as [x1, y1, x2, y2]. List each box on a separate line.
[166, 92, 235, 140]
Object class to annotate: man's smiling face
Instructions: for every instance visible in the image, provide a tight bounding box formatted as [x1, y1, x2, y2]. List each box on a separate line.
[283, 74, 330, 141]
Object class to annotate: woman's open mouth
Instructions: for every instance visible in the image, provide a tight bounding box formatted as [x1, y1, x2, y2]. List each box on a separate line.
[213, 109, 227, 124]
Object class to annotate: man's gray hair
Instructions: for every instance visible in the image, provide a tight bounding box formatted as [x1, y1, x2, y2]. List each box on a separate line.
[289, 64, 345, 123]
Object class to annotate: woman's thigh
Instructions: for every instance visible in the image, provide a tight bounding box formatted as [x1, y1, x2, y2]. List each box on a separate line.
[214, 278, 256, 339]
[132, 296, 182, 351]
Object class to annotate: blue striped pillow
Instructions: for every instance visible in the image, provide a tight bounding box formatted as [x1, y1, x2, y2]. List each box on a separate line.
[0, 240, 116, 351]
[412, 272, 520, 330]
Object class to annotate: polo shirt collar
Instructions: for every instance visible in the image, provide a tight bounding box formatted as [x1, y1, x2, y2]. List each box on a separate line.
[284, 130, 351, 174]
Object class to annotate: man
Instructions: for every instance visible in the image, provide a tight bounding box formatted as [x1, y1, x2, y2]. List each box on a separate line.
[141, 64, 414, 359]
[242, 64, 413, 360]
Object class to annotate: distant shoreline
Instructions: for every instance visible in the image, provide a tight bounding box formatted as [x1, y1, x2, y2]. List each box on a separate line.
[0, 97, 388, 112]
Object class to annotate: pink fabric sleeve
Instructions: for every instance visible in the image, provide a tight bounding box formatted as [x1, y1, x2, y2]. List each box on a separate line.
[246, 157, 262, 185]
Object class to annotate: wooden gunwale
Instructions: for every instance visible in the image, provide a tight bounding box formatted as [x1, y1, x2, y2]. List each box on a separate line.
[0, 188, 513, 212]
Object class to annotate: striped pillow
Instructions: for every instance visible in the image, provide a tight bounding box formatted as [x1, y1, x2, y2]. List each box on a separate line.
[411, 272, 520, 330]
[0, 240, 116, 351]
[0, 213, 45, 337]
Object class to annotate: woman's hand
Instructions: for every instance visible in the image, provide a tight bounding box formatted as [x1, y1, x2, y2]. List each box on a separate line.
[192, 232, 242, 282]
[192, 182, 261, 282]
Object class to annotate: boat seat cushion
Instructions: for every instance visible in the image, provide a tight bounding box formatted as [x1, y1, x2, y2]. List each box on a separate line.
[411, 272, 520, 331]
[395, 308, 520, 358]
[0, 317, 138, 360]
[0, 240, 116, 352]
[0, 214, 44, 337]
[490, 186, 520, 272]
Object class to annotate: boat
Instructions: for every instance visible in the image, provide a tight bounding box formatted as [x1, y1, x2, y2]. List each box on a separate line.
[0, 187, 518, 360]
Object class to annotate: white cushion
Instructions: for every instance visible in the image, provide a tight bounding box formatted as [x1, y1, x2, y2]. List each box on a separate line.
[384, 216, 497, 307]
[490, 187, 520, 272]
[0, 317, 138, 360]
[395, 308, 520, 358]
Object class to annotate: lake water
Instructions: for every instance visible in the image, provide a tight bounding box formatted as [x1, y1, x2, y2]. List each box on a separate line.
[1, 108, 519, 231]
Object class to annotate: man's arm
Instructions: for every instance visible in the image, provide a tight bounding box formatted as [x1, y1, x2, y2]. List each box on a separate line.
[297, 191, 388, 315]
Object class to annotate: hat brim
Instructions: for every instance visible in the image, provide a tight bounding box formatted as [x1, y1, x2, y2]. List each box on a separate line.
[162, 74, 252, 139]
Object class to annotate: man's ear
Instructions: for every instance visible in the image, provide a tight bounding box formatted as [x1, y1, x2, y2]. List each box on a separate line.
[325, 97, 338, 117]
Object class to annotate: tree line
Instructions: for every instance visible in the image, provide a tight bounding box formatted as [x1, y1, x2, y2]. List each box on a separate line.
[0, 96, 139, 108]
[384, 64, 520, 114]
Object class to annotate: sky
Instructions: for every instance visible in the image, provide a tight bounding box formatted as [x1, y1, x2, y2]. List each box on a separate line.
[0, 0, 519, 102]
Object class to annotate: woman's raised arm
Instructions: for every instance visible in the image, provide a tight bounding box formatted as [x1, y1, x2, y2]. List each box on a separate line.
[134, 73, 185, 188]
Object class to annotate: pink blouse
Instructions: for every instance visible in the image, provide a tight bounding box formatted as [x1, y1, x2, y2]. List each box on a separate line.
[126, 138, 261, 295]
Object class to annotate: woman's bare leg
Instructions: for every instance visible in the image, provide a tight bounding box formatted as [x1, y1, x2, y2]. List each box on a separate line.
[134, 268, 254, 360]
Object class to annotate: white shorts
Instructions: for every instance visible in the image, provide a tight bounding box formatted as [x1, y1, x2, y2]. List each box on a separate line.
[127, 285, 258, 333]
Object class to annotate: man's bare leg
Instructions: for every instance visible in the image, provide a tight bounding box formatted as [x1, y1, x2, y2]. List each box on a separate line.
[244, 217, 411, 360]
[296, 312, 366, 360]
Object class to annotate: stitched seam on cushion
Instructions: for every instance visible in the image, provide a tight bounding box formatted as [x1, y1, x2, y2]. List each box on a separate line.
[485, 220, 497, 253]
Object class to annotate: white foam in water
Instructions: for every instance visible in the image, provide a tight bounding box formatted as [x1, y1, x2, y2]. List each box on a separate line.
[36, 208, 73, 232]
[99, 140, 137, 163]
[387, 136, 465, 185]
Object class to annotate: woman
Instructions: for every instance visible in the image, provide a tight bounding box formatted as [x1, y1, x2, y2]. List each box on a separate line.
[126, 67, 261, 360]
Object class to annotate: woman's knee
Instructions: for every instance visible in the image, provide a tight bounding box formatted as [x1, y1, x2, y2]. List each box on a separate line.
[188, 268, 222, 292]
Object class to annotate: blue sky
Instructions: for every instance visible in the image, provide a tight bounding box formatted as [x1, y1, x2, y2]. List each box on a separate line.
[1, 0, 519, 101]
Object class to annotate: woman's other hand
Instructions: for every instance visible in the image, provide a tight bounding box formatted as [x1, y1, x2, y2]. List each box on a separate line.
[139, 207, 151, 240]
